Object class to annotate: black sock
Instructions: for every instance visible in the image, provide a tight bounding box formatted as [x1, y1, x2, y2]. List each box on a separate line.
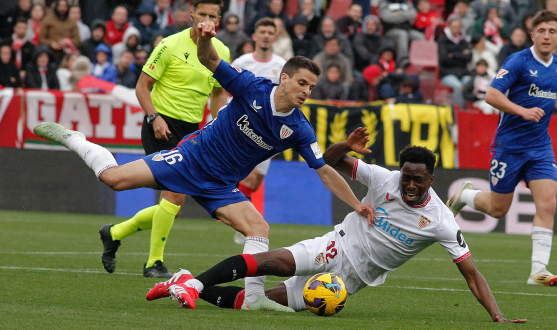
[200, 286, 245, 309]
[196, 255, 248, 288]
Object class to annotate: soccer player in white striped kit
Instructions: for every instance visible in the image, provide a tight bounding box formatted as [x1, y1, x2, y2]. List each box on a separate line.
[146, 128, 526, 323]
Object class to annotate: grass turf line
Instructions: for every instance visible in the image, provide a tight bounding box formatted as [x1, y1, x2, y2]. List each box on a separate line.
[0, 210, 555, 329]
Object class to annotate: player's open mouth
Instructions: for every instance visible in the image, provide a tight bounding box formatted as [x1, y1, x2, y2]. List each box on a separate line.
[404, 192, 419, 199]
[297, 97, 305, 103]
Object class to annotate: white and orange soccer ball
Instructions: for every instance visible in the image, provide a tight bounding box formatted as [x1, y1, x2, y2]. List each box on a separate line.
[302, 273, 348, 316]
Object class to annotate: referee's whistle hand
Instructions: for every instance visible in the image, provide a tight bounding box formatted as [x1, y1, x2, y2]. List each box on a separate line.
[153, 117, 171, 140]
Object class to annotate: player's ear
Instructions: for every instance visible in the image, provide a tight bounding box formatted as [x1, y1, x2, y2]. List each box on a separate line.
[280, 73, 288, 86]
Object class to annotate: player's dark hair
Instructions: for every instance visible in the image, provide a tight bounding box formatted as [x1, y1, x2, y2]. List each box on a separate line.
[192, 0, 223, 14]
[399, 146, 436, 174]
[254, 17, 276, 32]
[531, 10, 557, 29]
[281, 56, 321, 78]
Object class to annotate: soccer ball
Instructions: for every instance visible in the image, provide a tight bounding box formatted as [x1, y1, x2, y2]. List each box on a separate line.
[303, 272, 347, 316]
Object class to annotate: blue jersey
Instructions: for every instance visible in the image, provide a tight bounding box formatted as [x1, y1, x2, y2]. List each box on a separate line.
[177, 60, 326, 183]
[490, 47, 557, 152]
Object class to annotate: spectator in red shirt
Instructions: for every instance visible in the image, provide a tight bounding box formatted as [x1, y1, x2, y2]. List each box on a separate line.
[104, 5, 129, 46]
[413, 0, 443, 40]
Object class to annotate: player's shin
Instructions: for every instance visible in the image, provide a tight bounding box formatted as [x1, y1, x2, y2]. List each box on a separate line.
[66, 134, 118, 178]
[146, 199, 180, 267]
[110, 205, 157, 240]
[531, 226, 553, 275]
[199, 286, 245, 309]
[243, 236, 269, 303]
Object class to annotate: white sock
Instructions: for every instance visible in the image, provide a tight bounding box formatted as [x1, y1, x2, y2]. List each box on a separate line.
[460, 189, 480, 210]
[67, 135, 118, 178]
[531, 226, 553, 275]
[243, 236, 269, 303]
[184, 279, 204, 292]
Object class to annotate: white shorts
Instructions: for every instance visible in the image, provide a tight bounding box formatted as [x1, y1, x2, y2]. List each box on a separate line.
[283, 230, 368, 311]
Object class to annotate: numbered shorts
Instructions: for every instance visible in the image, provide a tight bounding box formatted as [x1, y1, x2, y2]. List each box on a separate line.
[490, 148, 557, 194]
[143, 149, 248, 217]
[283, 230, 368, 311]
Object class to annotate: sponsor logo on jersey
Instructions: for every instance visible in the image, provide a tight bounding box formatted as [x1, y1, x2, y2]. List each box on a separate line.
[385, 193, 395, 202]
[152, 153, 164, 161]
[152, 45, 167, 64]
[236, 115, 273, 150]
[184, 52, 189, 61]
[280, 124, 294, 139]
[310, 142, 323, 159]
[314, 252, 326, 264]
[250, 100, 262, 112]
[149, 64, 155, 70]
[373, 207, 414, 246]
[496, 69, 508, 79]
[528, 84, 557, 99]
[418, 215, 431, 229]
[530, 70, 538, 77]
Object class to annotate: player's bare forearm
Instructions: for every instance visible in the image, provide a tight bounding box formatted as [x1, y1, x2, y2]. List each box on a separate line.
[197, 20, 221, 73]
[210, 87, 228, 118]
[485, 87, 544, 122]
[316, 165, 374, 224]
[457, 258, 526, 323]
[323, 142, 354, 176]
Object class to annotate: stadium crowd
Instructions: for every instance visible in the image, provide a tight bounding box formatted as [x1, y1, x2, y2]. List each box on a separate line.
[0, 0, 555, 110]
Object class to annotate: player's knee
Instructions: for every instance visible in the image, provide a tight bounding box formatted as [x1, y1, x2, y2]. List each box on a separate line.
[99, 170, 127, 191]
[537, 197, 557, 217]
[490, 207, 509, 218]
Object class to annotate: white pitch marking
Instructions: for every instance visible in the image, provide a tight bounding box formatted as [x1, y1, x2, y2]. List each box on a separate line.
[382, 285, 557, 297]
[0, 266, 142, 276]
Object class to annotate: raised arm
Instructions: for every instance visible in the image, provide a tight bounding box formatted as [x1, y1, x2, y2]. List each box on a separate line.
[456, 257, 526, 323]
[323, 127, 371, 177]
[197, 20, 222, 73]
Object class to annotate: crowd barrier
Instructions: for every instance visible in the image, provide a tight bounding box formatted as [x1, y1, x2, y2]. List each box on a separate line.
[2, 88, 555, 234]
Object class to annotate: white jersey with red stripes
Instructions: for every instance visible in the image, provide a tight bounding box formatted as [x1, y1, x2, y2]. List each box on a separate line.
[231, 53, 286, 84]
[334, 160, 470, 286]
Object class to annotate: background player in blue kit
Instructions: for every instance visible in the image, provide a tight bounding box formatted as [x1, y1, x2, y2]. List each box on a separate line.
[32, 18, 374, 311]
[447, 10, 557, 286]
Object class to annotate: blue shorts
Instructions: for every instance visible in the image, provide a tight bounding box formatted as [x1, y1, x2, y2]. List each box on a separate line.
[143, 149, 249, 217]
[490, 148, 557, 194]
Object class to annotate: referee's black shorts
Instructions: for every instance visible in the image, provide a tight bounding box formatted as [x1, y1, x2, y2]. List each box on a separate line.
[141, 113, 199, 155]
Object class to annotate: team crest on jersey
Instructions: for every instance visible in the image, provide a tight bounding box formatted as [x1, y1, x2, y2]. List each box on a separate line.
[280, 124, 294, 139]
[418, 215, 431, 229]
[315, 252, 326, 264]
[491, 176, 499, 186]
[152, 153, 164, 161]
[496, 69, 508, 79]
[530, 70, 538, 77]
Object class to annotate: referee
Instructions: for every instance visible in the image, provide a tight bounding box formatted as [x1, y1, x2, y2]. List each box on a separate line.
[98, 0, 230, 277]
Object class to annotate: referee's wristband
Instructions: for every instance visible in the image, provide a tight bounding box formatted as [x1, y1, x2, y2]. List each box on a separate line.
[147, 113, 160, 124]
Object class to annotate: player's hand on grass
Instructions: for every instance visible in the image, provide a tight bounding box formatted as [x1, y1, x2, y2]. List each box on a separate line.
[153, 116, 171, 140]
[347, 127, 372, 155]
[197, 19, 217, 38]
[494, 315, 527, 323]
[355, 203, 374, 226]
[520, 107, 544, 122]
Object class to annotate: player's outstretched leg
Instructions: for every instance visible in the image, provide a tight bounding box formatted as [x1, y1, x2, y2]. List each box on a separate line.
[33, 122, 118, 178]
[446, 181, 474, 215]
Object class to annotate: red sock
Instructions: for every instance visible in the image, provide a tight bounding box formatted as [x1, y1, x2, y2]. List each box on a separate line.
[238, 182, 253, 198]
[240, 254, 258, 277]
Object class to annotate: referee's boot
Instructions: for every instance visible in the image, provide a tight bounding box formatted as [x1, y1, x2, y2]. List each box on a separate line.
[99, 224, 121, 273]
[144, 260, 173, 278]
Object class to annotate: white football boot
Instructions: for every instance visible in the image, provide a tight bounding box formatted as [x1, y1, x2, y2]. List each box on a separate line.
[33, 122, 85, 148]
[241, 295, 295, 312]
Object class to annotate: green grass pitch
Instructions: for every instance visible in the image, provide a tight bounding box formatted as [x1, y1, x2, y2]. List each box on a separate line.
[1, 210, 555, 329]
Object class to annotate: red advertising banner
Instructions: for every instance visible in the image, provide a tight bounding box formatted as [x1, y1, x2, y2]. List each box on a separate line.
[457, 110, 557, 169]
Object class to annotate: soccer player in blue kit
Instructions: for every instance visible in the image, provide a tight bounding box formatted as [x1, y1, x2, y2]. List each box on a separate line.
[447, 10, 557, 286]
[32, 18, 374, 311]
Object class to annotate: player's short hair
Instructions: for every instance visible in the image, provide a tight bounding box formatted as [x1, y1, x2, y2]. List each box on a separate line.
[254, 17, 276, 32]
[399, 146, 436, 174]
[280, 56, 321, 78]
[192, 0, 223, 14]
[531, 10, 557, 29]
